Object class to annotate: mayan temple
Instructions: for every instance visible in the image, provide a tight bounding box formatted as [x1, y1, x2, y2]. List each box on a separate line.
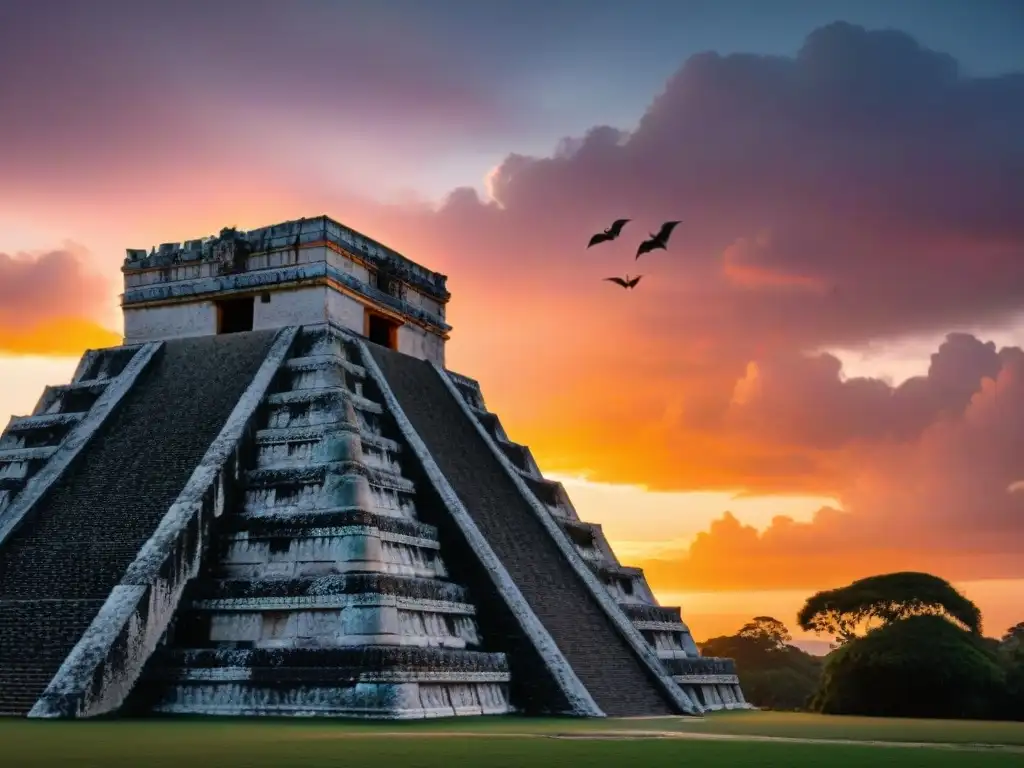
[0, 216, 749, 719]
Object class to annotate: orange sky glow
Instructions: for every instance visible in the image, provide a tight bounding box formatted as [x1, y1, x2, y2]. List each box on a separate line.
[2, 16, 1022, 650]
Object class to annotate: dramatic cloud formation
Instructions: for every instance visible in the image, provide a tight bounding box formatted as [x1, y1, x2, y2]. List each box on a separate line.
[328, 22, 1024, 498]
[1, 20, 1022, 592]
[0, 0, 529, 207]
[640, 333, 1024, 592]
[0, 248, 120, 355]
[336, 23, 1022, 587]
[726, 333, 1009, 449]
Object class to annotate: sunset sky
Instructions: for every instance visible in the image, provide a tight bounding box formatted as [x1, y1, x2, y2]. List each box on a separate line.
[2, 0, 1023, 651]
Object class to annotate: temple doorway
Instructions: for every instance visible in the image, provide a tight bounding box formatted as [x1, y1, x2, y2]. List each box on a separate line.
[366, 311, 399, 350]
[216, 296, 255, 334]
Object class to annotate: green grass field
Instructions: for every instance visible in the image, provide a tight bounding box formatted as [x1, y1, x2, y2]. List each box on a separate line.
[2, 711, 1022, 768]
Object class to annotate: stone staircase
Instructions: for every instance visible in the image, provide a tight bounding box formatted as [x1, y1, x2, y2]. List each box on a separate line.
[134, 327, 512, 718]
[444, 371, 750, 712]
[0, 333, 277, 716]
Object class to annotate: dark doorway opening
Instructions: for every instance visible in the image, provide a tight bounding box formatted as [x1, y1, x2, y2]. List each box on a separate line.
[216, 296, 255, 334]
[366, 311, 399, 350]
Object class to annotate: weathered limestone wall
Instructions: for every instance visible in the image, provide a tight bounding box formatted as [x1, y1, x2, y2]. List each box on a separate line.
[325, 289, 366, 334]
[121, 218, 451, 361]
[397, 325, 445, 368]
[124, 304, 217, 343]
[254, 287, 328, 331]
[325, 247, 371, 282]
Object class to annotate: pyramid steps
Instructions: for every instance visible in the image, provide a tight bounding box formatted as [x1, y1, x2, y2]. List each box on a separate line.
[369, 345, 681, 717]
[134, 326, 514, 719]
[0, 333, 279, 716]
[443, 367, 751, 712]
[0, 347, 140, 514]
[141, 647, 510, 718]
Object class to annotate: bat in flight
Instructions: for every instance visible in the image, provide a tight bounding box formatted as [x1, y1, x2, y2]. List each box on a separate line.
[604, 275, 643, 289]
[587, 218, 631, 248]
[636, 220, 681, 259]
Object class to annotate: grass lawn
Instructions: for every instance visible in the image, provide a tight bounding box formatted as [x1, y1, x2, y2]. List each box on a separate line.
[1, 711, 1022, 768]
[646, 710, 1024, 745]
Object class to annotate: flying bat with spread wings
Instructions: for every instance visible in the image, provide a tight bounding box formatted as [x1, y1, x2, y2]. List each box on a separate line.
[604, 275, 643, 289]
[587, 218, 631, 248]
[636, 220, 681, 259]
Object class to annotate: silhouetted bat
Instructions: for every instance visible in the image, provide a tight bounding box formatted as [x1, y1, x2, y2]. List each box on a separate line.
[636, 220, 681, 259]
[587, 218, 631, 248]
[604, 275, 643, 289]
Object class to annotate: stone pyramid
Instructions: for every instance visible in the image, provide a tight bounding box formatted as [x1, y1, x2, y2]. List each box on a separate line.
[0, 216, 748, 719]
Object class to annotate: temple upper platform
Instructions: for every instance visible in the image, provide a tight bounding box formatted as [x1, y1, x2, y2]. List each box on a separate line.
[121, 215, 450, 365]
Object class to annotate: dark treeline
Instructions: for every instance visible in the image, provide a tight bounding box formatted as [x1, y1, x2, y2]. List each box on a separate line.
[699, 572, 1024, 720]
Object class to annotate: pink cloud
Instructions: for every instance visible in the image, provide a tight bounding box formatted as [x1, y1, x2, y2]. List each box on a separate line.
[2, 21, 1022, 579]
[642, 334, 1024, 591]
[0, 246, 111, 329]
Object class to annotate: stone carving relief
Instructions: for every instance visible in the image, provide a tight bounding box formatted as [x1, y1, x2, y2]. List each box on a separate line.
[211, 228, 252, 276]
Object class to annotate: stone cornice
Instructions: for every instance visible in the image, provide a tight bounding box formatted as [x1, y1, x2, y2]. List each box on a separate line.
[120, 261, 452, 336]
[123, 215, 450, 303]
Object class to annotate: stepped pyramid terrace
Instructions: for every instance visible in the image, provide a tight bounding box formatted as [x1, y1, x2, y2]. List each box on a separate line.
[0, 215, 749, 719]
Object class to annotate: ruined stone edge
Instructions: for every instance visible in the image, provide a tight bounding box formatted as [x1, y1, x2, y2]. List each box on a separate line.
[430, 361, 700, 716]
[29, 326, 300, 719]
[0, 341, 163, 549]
[354, 338, 604, 718]
[69, 348, 102, 385]
[449, 372, 721, 693]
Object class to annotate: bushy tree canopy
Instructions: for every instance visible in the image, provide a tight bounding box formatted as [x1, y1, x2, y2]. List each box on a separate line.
[702, 616, 821, 711]
[797, 571, 982, 644]
[1002, 622, 1024, 649]
[737, 616, 793, 649]
[811, 614, 1004, 719]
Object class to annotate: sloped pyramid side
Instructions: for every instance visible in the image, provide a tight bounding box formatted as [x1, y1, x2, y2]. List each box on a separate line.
[0, 332, 280, 716]
[442, 370, 751, 712]
[363, 344, 694, 717]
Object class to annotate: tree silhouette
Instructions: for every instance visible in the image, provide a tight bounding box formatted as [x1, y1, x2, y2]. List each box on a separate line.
[797, 572, 982, 645]
[737, 616, 793, 650]
[702, 617, 821, 711]
[811, 615, 1005, 719]
[1002, 622, 1024, 649]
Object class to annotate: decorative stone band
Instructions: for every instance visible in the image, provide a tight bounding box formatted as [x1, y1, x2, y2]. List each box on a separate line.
[672, 675, 741, 685]
[429, 361, 700, 716]
[354, 338, 604, 717]
[189, 573, 470, 603]
[441, 369, 481, 394]
[632, 620, 694, 633]
[159, 668, 512, 685]
[662, 657, 737, 677]
[28, 326, 300, 719]
[0, 342, 162, 549]
[220, 508, 437, 541]
[244, 460, 412, 493]
[124, 215, 450, 303]
[188, 594, 476, 614]
[153, 646, 510, 675]
[620, 604, 684, 624]
[121, 261, 452, 335]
